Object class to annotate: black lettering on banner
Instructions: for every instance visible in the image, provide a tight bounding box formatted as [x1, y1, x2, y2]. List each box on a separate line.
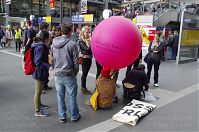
[133, 104, 144, 109]
[126, 102, 133, 106]
[122, 109, 135, 116]
[133, 111, 141, 119]
[144, 106, 154, 113]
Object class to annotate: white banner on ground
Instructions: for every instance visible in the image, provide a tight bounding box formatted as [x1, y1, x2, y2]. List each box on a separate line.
[112, 99, 156, 126]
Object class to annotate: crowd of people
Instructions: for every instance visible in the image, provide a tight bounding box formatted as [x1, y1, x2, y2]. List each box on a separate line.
[0, 19, 180, 123]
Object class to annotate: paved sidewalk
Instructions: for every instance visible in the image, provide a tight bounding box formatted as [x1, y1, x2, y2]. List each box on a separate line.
[0, 48, 198, 132]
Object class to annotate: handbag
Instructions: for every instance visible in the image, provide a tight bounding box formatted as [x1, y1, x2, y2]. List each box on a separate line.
[144, 53, 149, 63]
[79, 57, 83, 64]
[79, 54, 85, 64]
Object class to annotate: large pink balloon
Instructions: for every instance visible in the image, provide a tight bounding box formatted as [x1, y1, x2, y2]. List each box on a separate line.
[91, 16, 142, 70]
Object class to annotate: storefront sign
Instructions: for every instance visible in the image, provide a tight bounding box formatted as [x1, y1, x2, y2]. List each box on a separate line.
[148, 28, 156, 41]
[71, 15, 84, 23]
[71, 14, 93, 23]
[84, 14, 93, 22]
[81, 0, 87, 14]
[38, 16, 52, 23]
[38, 17, 44, 23]
[136, 15, 153, 27]
[45, 16, 52, 23]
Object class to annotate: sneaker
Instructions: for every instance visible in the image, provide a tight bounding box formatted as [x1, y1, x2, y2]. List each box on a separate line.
[154, 83, 159, 87]
[42, 90, 46, 94]
[116, 84, 120, 88]
[59, 118, 67, 123]
[43, 86, 53, 90]
[71, 114, 81, 122]
[40, 104, 49, 109]
[113, 96, 119, 103]
[81, 88, 92, 95]
[34, 110, 49, 117]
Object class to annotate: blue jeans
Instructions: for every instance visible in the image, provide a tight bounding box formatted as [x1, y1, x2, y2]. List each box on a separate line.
[172, 47, 178, 60]
[55, 76, 79, 120]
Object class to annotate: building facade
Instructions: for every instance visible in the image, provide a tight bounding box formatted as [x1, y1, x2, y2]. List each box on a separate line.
[2, 0, 122, 25]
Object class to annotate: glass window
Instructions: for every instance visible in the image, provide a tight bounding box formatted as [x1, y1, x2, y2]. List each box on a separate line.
[178, 12, 199, 64]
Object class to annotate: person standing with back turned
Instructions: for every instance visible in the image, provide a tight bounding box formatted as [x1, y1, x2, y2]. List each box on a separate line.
[51, 24, 81, 123]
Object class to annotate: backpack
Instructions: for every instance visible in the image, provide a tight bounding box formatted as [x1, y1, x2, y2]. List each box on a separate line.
[24, 48, 35, 75]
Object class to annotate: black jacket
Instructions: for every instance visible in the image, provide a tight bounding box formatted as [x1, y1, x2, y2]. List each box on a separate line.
[123, 69, 149, 91]
[78, 40, 92, 56]
[32, 42, 50, 81]
[171, 34, 179, 48]
[148, 40, 164, 61]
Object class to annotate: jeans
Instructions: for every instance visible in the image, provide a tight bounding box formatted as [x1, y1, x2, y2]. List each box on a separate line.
[172, 47, 178, 60]
[55, 76, 79, 120]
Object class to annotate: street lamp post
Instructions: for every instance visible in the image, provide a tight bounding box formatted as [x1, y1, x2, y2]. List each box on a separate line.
[47, 0, 50, 16]
[104, 0, 108, 10]
[60, 0, 63, 25]
[1, 0, 3, 12]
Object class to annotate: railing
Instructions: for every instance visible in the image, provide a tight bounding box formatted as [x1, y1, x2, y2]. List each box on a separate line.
[153, 2, 181, 21]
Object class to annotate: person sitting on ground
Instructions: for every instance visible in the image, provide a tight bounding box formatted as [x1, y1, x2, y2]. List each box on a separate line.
[122, 64, 149, 100]
[96, 67, 117, 109]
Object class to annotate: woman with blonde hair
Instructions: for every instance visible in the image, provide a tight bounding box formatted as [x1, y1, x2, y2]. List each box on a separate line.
[78, 26, 92, 94]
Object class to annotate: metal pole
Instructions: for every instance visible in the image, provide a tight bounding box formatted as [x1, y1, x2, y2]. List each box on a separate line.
[104, 0, 108, 9]
[46, 0, 51, 30]
[176, 11, 184, 65]
[60, 0, 63, 25]
[4, 0, 9, 26]
[46, 0, 50, 16]
[1, 0, 3, 12]
[39, 0, 41, 15]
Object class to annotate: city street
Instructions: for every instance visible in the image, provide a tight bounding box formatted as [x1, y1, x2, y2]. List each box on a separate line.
[0, 47, 198, 132]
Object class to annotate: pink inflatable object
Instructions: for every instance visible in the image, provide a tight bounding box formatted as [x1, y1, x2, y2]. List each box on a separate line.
[91, 16, 142, 70]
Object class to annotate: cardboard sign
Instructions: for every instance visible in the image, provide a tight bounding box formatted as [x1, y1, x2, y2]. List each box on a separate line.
[112, 100, 156, 126]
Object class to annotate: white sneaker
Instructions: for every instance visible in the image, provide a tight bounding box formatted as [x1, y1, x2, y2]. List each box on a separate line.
[154, 83, 159, 87]
[35, 110, 49, 117]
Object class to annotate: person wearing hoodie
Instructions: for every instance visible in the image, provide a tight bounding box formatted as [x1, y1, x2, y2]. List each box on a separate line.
[36, 22, 52, 91]
[50, 24, 80, 123]
[32, 30, 50, 117]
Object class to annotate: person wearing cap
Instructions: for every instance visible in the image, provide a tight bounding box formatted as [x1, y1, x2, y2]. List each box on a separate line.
[96, 67, 117, 109]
